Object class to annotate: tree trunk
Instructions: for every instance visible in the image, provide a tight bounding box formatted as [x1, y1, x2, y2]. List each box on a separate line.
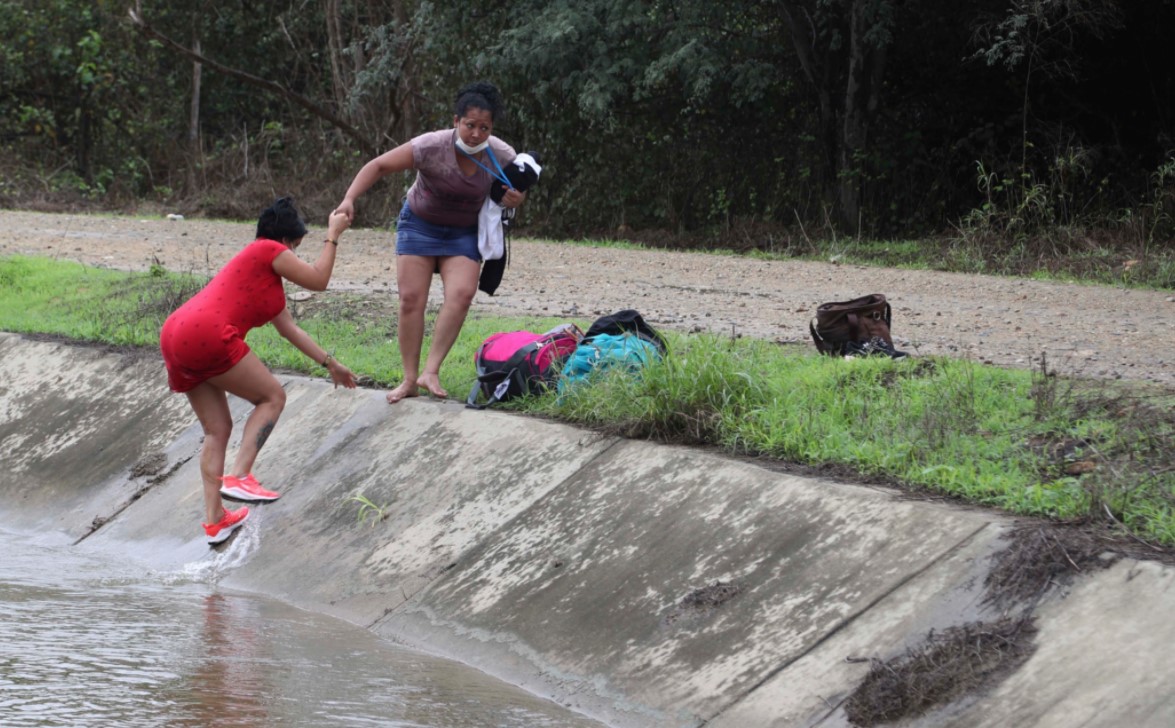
[325, 0, 347, 110]
[77, 92, 91, 183]
[392, 0, 419, 144]
[839, 1, 868, 231]
[780, 4, 842, 222]
[188, 34, 202, 192]
[781, 0, 891, 231]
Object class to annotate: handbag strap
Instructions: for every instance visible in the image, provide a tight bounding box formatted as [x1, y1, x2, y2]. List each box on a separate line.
[810, 318, 833, 354]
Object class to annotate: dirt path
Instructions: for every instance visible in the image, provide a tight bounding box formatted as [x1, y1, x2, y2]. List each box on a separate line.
[2, 209, 1172, 387]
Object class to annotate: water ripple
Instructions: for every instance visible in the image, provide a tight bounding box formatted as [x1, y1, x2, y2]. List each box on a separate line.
[0, 526, 604, 727]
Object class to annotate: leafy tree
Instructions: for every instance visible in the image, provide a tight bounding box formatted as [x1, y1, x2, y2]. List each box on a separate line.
[1, 0, 1171, 246]
[0, 0, 154, 195]
[440, 0, 809, 234]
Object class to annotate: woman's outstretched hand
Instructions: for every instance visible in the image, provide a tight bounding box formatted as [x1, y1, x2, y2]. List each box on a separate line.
[327, 209, 351, 241]
[333, 200, 355, 223]
[327, 358, 358, 389]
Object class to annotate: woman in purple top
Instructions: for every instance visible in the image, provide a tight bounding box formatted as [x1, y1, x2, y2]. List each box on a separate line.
[335, 81, 527, 404]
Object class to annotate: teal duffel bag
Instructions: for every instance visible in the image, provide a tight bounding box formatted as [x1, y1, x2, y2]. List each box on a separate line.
[557, 332, 662, 395]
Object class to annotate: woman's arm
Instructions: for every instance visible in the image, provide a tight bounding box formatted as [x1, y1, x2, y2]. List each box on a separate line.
[335, 141, 415, 221]
[270, 308, 357, 389]
[272, 210, 350, 291]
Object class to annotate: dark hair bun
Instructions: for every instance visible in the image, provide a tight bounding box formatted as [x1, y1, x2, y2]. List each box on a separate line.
[454, 81, 506, 124]
[256, 196, 308, 241]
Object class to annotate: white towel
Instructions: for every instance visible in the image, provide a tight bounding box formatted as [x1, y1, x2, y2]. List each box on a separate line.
[477, 153, 542, 261]
[478, 198, 505, 260]
[512, 153, 542, 179]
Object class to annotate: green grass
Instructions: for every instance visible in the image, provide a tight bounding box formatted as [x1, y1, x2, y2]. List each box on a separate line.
[527, 336, 1175, 545]
[0, 255, 572, 395]
[3, 254, 1173, 545]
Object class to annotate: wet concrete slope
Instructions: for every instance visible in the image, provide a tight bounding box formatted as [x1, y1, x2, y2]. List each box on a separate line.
[2, 332, 1173, 727]
[0, 335, 194, 543]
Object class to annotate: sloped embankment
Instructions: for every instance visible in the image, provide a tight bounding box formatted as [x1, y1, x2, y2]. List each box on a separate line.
[2, 332, 1173, 727]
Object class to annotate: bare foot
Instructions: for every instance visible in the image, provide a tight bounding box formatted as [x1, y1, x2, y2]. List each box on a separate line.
[416, 372, 448, 399]
[385, 380, 420, 404]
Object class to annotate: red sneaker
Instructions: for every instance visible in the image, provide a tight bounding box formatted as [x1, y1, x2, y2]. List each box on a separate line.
[203, 506, 249, 544]
[219, 473, 281, 502]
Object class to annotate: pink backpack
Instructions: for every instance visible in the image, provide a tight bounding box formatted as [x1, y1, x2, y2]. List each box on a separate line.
[466, 324, 583, 408]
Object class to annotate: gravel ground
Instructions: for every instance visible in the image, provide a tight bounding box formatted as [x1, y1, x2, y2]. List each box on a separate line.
[2, 209, 1172, 387]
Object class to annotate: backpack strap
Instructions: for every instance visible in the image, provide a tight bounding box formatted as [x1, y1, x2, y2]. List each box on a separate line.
[466, 368, 523, 409]
[466, 379, 489, 409]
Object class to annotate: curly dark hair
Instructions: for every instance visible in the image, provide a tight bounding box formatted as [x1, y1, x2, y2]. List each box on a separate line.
[454, 81, 506, 124]
[256, 196, 308, 242]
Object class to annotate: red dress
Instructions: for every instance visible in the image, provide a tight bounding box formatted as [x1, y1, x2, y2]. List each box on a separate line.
[160, 239, 288, 392]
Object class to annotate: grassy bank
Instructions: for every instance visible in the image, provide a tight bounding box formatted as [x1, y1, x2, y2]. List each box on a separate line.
[2, 254, 1173, 546]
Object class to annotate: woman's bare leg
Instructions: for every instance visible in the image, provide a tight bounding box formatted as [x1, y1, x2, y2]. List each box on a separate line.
[388, 255, 435, 404]
[416, 255, 480, 398]
[206, 352, 287, 476]
[184, 383, 234, 524]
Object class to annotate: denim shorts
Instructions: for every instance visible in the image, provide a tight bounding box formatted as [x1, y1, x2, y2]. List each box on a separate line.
[394, 201, 480, 262]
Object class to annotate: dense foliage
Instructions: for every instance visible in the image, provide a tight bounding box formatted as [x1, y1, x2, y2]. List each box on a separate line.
[2, 0, 1173, 246]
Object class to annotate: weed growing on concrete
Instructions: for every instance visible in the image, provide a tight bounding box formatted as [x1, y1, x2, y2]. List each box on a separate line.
[347, 493, 388, 528]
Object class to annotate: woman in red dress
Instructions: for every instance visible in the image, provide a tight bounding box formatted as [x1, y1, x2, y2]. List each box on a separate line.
[160, 198, 357, 544]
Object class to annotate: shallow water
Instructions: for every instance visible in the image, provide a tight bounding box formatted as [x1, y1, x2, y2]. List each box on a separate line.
[0, 528, 604, 727]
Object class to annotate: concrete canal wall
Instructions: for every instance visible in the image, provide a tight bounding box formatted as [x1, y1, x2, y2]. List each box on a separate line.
[2, 332, 1173, 727]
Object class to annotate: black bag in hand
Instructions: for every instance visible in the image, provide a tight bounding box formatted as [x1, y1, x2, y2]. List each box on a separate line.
[479, 152, 543, 296]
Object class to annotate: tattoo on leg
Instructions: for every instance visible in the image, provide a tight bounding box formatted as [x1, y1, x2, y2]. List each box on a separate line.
[255, 421, 275, 450]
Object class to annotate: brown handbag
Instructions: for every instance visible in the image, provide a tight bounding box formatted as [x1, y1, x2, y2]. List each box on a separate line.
[809, 294, 895, 356]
